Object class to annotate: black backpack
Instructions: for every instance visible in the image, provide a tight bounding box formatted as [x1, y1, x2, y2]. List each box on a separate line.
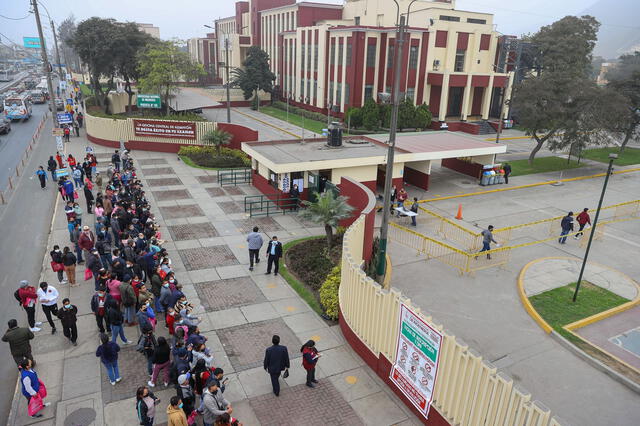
[14, 289, 22, 304]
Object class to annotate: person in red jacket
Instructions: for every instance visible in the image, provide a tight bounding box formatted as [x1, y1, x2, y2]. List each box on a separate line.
[165, 307, 176, 335]
[301, 340, 321, 388]
[78, 225, 96, 257]
[17, 281, 42, 332]
[575, 208, 591, 239]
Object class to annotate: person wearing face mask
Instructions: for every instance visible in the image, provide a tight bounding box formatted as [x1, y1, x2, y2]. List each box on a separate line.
[90, 286, 113, 334]
[36, 282, 59, 335]
[56, 298, 78, 346]
[135, 385, 158, 426]
[49, 245, 66, 284]
[137, 299, 154, 332]
[120, 279, 137, 326]
[167, 396, 188, 426]
[159, 280, 172, 315]
[202, 380, 232, 426]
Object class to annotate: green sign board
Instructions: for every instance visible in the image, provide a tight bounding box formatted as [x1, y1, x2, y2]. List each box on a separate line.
[136, 94, 162, 109]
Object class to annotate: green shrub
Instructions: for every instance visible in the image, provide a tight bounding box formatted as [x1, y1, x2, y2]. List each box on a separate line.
[251, 94, 259, 110]
[319, 266, 341, 320]
[362, 99, 380, 130]
[415, 103, 432, 130]
[271, 100, 328, 123]
[398, 98, 416, 130]
[345, 107, 363, 128]
[379, 103, 392, 128]
[178, 146, 250, 168]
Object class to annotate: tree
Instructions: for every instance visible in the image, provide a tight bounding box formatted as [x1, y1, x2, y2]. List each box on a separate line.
[231, 46, 276, 104]
[362, 98, 379, 130]
[397, 98, 416, 130]
[70, 18, 120, 108]
[606, 52, 640, 152]
[513, 15, 606, 164]
[137, 41, 206, 114]
[345, 106, 363, 128]
[113, 23, 155, 114]
[415, 103, 432, 130]
[58, 15, 81, 73]
[379, 103, 392, 128]
[202, 128, 232, 155]
[299, 192, 355, 248]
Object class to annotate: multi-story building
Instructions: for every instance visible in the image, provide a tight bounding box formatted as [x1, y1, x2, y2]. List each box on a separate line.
[187, 34, 219, 80]
[214, 0, 514, 124]
[136, 23, 161, 39]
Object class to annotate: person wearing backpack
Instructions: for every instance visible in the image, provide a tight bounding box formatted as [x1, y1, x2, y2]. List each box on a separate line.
[17, 281, 42, 332]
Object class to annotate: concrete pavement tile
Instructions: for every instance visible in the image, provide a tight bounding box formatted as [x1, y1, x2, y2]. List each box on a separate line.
[212, 350, 236, 374]
[270, 297, 312, 316]
[207, 308, 248, 329]
[218, 372, 246, 402]
[201, 330, 223, 350]
[216, 264, 251, 280]
[174, 239, 202, 250]
[349, 391, 408, 426]
[240, 302, 280, 323]
[317, 346, 363, 376]
[56, 391, 103, 426]
[229, 399, 261, 426]
[258, 279, 297, 301]
[163, 218, 189, 226]
[329, 325, 347, 346]
[328, 367, 382, 403]
[282, 311, 326, 334]
[295, 327, 342, 352]
[250, 273, 282, 288]
[198, 236, 227, 247]
[188, 268, 221, 283]
[238, 366, 283, 398]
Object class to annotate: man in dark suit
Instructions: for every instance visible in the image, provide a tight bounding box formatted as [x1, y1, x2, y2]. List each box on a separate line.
[265, 236, 283, 275]
[263, 334, 290, 396]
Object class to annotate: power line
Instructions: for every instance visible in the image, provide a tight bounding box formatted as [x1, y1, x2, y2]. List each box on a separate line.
[0, 13, 32, 21]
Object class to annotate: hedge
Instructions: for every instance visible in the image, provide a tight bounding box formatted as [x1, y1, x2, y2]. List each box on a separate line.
[178, 146, 250, 168]
[319, 265, 341, 320]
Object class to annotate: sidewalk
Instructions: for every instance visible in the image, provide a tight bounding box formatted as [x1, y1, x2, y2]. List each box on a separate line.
[9, 134, 421, 425]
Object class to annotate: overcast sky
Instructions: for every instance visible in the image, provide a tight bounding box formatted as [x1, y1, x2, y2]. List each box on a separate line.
[1, 0, 599, 48]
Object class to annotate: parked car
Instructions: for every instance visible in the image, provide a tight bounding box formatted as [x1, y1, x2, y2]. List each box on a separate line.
[54, 98, 64, 111]
[0, 117, 11, 134]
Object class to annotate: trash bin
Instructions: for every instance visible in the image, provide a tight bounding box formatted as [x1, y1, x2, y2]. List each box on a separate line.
[480, 170, 492, 186]
[496, 169, 505, 184]
[488, 170, 497, 185]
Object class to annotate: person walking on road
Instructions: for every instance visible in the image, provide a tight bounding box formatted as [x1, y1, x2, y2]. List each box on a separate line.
[62, 246, 78, 285]
[47, 156, 58, 182]
[263, 334, 290, 396]
[477, 225, 498, 260]
[73, 121, 80, 137]
[265, 236, 282, 276]
[55, 152, 64, 169]
[148, 336, 172, 388]
[246, 226, 263, 271]
[559, 212, 574, 244]
[17, 281, 42, 332]
[96, 332, 122, 385]
[2, 319, 35, 365]
[575, 208, 591, 239]
[62, 177, 75, 202]
[301, 340, 320, 388]
[36, 282, 59, 335]
[72, 167, 83, 188]
[35, 166, 48, 189]
[19, 358, 50, 418]
[50, 245, 66, 284]
[503, 162, 512, 184]
[56, 298, 78, 346]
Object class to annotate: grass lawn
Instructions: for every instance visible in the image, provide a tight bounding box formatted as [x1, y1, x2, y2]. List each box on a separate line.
[79, 83, 92, 97]
[581, 147, 640, 166]
[509, 156, 584, 176]
[259, 105, 329, 135]
[179, 155, 219, 170]
[529, 281, 629, 337]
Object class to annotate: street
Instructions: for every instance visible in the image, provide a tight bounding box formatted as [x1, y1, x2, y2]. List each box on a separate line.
[0, 106, 56, 418]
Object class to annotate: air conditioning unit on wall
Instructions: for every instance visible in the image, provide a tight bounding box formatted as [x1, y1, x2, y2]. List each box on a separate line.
[433, 59, 440, 71]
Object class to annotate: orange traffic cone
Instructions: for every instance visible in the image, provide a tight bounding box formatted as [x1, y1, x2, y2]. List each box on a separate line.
[455, 204, 463, 220]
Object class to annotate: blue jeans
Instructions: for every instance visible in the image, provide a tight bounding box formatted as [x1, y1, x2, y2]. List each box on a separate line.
[559, 229, 569, 244]
[111, 324, 129, 343]
[103, 360, 120, 382]
[74, 178, 83, 188]
[154, 297, 164, 314]
[124, 305, 135, 323]
[75, 243, 84, 262]
[50, 171, 57, 181]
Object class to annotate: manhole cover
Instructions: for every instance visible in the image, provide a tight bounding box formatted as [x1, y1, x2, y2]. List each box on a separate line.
[64, 408, 96, 426]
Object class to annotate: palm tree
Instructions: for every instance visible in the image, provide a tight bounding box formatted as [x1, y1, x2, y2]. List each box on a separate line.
[202, 128, 232, 155]
[299, 191, 355, 248]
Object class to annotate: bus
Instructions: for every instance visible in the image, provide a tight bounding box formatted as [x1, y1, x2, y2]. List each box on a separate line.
[3, 94, 32, 121]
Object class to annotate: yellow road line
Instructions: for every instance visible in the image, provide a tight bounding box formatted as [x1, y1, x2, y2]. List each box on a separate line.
[419, 167, 640, 203]
[232, 108, 302, 139]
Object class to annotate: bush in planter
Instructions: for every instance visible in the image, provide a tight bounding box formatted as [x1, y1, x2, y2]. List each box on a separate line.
[415, 103, 432, 130]
[178, 146, 250, 168]
[345, 106, 363, 128]
[319, 266, 341, 320]
[362, 98, 379, 130]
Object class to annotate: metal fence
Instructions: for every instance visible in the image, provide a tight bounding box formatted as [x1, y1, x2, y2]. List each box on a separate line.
[341, 214, 564, 426]
[243, 193, 300, 217]
[217, 168, 251, 186]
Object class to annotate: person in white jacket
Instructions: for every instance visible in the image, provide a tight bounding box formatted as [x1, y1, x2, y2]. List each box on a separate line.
[36, 282, 59, 335]
[190, 343, 214, 369]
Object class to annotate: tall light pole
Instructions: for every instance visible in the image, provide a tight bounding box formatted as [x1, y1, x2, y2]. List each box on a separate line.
[376, 12, 406, 279]
[31, 0, 58, 128]
[205, 24, 231, 123]
[572, 153, 617, 302]
[50, 20, 64, 81]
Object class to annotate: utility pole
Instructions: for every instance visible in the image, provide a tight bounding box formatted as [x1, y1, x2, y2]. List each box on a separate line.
[31, 0, 58, 128]
[50, 19, 64, 81]
[572, 154, 617, 302]
[376, 14, 406, 280]
[224, 37, 231, 123]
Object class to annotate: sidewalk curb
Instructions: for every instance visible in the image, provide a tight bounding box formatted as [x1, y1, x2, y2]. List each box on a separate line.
[232, 108, 302, 139]
[550, 331, 640, 395]
[419, 167, 640, 203]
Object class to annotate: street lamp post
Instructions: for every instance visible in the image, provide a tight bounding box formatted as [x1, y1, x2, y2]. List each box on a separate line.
[572, 153, 617, 302]
[205, 24, 231, 123]
[300, 96, 307, 143]
[376, 13, 407, 279]
[30, 0, 58, 128]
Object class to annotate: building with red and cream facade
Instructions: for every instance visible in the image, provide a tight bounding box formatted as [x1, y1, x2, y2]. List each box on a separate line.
[210, 0, 513, 125]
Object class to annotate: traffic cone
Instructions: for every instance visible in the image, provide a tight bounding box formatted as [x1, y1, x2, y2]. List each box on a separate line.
[455, 204, 463, 220]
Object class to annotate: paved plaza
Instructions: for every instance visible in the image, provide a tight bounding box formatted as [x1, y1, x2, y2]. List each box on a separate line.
[7, 139, 421, 425]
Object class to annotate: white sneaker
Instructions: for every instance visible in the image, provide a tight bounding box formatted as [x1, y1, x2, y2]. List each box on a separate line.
[61, 279, 68, 284]
[35, 322, 43, 326]
[30, 327, 41, 332]
[44, 402, 51, 407]
[147, 380, 155, 387]
[110, 381, 116, 386]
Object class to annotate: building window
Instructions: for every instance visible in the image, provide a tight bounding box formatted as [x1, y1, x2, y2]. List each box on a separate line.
[329, 82, 334, 103]
[307, 80, 311, 101]
[406, 87, 415, 101]
[330, 43, 335, 66]
[385, 85, 391, 94]
[314, 44, 318, 71]
[301, 44, 306, 70]
[355, 16, 360, 25]
[377, 14, 384, 26]
[387, 44, 394, 69]
[409, 45, 419, 69]
[364, 85, 374, 101]
[467, 18, 487, 24]
[336, 82, 342, 106]
[345, 83, 350, 105]
[307, 36, 312, 70]
[313, 79, 317, 101]
[366, 43, 376, 68]
[439, 15, 460, 22]
[338, 43, 344, 66]
[454, 49, 466, 72]
[300, 80, 304, 99]
[346, 44, 352, 66]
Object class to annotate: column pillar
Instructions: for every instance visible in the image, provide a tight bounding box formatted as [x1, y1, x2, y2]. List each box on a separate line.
[438, 73, 450, 121]
[481, 74, 494, 119]
[461, 74, 472, 121]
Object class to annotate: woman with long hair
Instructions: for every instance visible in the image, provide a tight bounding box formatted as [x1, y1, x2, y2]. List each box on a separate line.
[136, 386, 158, 426]
[300, 340, 321, 388]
